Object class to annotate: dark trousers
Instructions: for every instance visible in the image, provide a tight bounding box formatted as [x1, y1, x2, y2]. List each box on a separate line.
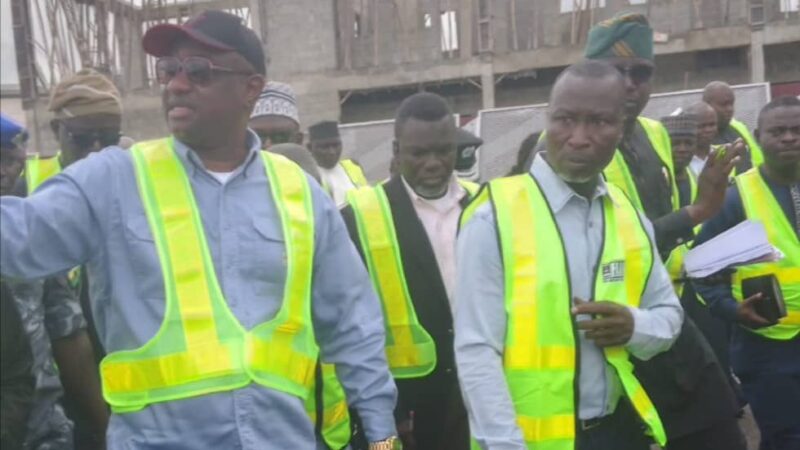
[666, 416, 747, 450]
[738, 372, 800, 450]
[576, 400, 651, 450]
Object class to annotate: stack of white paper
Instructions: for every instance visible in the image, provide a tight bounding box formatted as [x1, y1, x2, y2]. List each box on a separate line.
[684, 220, 784, 278]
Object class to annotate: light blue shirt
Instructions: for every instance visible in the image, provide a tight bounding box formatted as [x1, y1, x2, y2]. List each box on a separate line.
[454, 154, 683, 450]
[0, 132, 397, 449]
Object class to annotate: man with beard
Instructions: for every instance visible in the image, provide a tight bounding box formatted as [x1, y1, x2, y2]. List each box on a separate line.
[456, 60, 681, 450]
[703, 81, 764, 174]
[308, 120, 369, 207]
[0, 10, 397, 450]
[343, 93, 474, 450]
[584, 13, 747, 450]
[695, 96, 800, 450]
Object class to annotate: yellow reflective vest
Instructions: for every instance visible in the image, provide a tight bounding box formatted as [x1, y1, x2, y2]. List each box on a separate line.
[731, 169, 800, 340]
[464, 174, 667, 449]
[306, 363, 351, 449]
[340, 159, 369, 187]
[25, 153, 62, 192]
[347, 179, 476, 378]
[101, 138, 319, 413]
[665, 170, 698, 298]
[603, 117, 680, 212]
[729, 118, 764, 171]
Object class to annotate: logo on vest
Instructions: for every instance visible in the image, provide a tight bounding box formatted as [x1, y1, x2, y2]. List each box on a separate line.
[602, 261, 625, 283]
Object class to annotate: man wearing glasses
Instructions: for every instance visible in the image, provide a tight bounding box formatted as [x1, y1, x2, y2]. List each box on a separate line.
[584, 13, 746, 450]
[24, 69, 123, 193]
[0, 10, 398, 450]
[249, 81, 304, 148]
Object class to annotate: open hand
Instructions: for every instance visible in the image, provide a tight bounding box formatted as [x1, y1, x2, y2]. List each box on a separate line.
[572, 298, 634, 347]
[688, 139, 744, 225]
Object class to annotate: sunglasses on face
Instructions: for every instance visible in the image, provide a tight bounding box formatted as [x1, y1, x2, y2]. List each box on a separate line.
[66, 129, 122, 148]
[615, 64, 654, 85]
[156, 56, 253, 86]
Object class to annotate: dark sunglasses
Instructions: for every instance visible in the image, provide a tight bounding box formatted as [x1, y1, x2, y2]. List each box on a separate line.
[615, 64, 654, 85]
[256, 131, 295, 147]
[67, 129, 122, 148]
[156, 56, 253, 85]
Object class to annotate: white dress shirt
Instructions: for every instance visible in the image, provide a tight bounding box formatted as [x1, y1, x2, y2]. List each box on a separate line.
[320, 162, 357, 208]
[690, 154, 707, 177]
[401, 175, 466, 308]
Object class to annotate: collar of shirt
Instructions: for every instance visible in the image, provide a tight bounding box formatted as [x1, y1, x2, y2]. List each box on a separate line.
[529, 153, 611, 213]
[173, 128, 262, 181]
[401, 174, 466, 212]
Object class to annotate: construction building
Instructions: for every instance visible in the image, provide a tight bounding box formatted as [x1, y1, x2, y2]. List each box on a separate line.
[6, 0, 800, 158]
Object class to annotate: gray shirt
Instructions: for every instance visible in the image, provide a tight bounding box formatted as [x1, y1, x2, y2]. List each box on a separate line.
[0, 131, 397, 449]
[454, 154, 683, 450]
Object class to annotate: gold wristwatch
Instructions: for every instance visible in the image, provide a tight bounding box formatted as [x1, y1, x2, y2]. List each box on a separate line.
[368, 436, 402, 450]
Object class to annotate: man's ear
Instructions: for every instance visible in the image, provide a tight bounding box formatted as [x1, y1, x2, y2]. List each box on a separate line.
[293, 131, 304, 145]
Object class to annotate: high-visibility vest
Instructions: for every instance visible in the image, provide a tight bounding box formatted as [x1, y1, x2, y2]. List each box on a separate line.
[465, 174, 667, 449]
[340, 159, 369, 187]
[665, 170, 699, 298]
[729, 118, 764, 170]
[305, 363, 351, 449]
[101, 138, 319, 413]
[731, 169, 800, 340]
[459, 180, 480, 197]
[603, 117, 680, 213]
[25, 152, 62, 192]
[347, 179, 476, 378]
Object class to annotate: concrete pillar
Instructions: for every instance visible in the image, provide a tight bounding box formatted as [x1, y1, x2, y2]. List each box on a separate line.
[481, 62, 496, 109]
[750, 30, 765, 83]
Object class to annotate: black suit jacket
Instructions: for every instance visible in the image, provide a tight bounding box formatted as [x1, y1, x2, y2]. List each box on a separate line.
[341, 176, 470, 449]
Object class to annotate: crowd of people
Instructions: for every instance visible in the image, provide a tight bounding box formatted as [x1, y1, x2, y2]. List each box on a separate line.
[0, 8, 797, 450]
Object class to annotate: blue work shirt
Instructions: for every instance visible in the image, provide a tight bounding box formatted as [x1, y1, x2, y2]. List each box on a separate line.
[454, 154, 683, 450]
[0, 131, 397, 449]
[693, 169, 800, 377]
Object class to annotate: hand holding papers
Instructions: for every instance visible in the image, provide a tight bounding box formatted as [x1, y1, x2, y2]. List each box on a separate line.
[684, 220, 783, 279]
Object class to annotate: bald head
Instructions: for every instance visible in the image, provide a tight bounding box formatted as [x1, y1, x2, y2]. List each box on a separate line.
[703, 81, 735, 130]
[686, 101, 718, 153]
[545, 61, 625, 183]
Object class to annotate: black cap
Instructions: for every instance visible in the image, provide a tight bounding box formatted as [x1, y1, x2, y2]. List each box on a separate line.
[308, 121, 341, 140]
[142, 10, 266, 75]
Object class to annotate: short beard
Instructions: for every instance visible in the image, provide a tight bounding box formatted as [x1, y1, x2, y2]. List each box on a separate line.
[413, 183, 448, 199]
[557, 171, 596, 184]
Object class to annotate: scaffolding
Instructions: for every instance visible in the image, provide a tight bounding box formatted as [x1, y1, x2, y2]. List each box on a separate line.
[11, 0, 251, 105]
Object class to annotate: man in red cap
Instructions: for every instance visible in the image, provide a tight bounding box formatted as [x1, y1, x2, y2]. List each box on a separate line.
[1, 10, 398, 450]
